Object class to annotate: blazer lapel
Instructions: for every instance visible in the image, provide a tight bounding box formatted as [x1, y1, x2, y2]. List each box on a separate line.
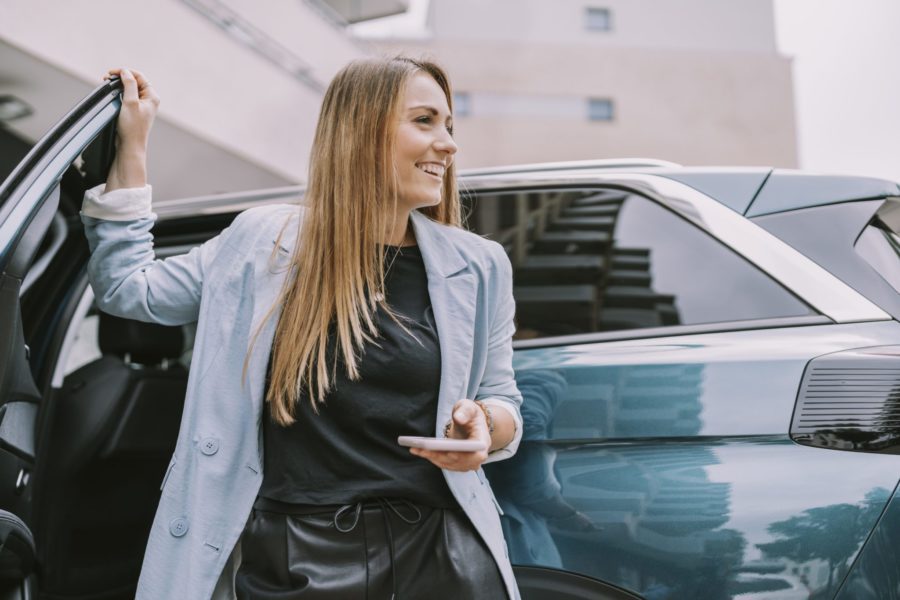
[410, 211, 477, 433]
[246, 230, 296, 421]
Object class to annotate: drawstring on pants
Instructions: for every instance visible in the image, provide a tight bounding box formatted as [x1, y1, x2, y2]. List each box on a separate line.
[333, 498, 423, 600]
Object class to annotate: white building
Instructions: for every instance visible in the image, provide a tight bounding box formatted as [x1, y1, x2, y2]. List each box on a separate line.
[0, 0, 798, 199]
[361, 0, 798, 170]
[0, 0, 407, 199]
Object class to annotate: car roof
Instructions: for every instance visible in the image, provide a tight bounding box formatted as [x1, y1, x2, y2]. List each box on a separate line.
[151, 160, 900, 221]
[653, 167, 900, 216]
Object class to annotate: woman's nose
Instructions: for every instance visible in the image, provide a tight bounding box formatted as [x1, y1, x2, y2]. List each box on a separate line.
[435, 131, 458, 155]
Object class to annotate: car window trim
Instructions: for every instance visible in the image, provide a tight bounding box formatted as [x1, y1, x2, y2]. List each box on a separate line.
[511, 314, 831, 350]
[0, 86, 121, 270]
[0, 82, 119, 210]
[459, 172, 889, 324]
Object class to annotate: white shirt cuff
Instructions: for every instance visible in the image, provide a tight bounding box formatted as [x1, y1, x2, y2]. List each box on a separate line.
[480, 399, 523, 463]
[81, 183, 153, 221]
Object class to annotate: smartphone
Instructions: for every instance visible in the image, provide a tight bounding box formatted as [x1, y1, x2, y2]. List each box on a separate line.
[398, 436, 487, 452]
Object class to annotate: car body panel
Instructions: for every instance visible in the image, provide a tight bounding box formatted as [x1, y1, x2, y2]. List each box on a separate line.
[488, 438, 897, 599]
[836, 481, 900, 600]
[486, 321, 900, 598]
[507, 320, 900, 439]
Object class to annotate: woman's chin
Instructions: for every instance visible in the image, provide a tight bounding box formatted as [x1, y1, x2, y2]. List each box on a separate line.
[411, 195, 443, 210]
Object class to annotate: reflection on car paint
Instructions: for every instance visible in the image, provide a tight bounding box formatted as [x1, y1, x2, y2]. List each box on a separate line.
[485, 320, 900, 599]
[487, 436, 898, 599]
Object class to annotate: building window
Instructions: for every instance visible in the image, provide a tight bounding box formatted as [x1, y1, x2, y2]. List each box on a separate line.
[585, 7, 612, 31]
[453, 92, 471, 117]
[588, 98, 614, 121]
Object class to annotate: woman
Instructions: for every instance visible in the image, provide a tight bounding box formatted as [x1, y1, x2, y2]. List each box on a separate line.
[82, 57, 523, 599]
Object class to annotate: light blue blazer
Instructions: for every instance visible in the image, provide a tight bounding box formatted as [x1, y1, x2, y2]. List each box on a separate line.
[81, 186, 524, 600]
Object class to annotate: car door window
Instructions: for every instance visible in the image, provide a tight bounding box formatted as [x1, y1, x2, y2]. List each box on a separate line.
[466, 188, 813, 339]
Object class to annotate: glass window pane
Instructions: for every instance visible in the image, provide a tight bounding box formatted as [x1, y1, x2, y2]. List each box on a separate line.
[855, 224, 900, 295]
[588, 98, 614, 121]
[453, 91, 470, 117]
[585, 7, 612, 31]
[467, 188, 814, 340]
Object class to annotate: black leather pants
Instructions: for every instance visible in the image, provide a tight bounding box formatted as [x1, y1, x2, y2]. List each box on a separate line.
[235, 496, 508, 600]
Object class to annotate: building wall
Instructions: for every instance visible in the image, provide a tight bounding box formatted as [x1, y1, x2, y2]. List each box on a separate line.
[0, 0, 373, 198]
[371, 0, 797, 169]
[428, 0, 779, 51]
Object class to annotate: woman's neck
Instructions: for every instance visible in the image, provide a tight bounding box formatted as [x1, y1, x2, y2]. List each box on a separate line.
[383, 211, 416, 246]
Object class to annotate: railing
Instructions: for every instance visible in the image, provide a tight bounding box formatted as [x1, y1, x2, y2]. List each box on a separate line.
[496, 191, 567, 267]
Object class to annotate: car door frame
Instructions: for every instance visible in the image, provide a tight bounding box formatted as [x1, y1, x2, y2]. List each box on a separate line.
[0, 79, 122, 594]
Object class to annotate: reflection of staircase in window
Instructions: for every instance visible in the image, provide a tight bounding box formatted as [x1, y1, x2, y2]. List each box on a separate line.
[498, 190, 681, 336]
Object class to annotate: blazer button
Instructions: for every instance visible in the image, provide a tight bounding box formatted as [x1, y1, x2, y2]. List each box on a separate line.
[170, 517, 189, 537]
[200, 437, 219, 456]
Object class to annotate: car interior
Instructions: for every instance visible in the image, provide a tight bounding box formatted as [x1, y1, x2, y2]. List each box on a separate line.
[0, 115, 237, 598]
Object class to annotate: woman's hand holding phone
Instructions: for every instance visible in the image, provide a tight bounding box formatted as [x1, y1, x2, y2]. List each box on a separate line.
[403, 399, 492, 472]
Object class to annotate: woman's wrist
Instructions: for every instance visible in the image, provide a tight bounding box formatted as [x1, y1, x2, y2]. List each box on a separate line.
[106, 147, 148, 192]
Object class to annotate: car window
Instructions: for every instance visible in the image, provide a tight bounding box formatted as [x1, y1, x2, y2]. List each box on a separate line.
[467, 188, 813, 339]
[855, 222, 900, 295]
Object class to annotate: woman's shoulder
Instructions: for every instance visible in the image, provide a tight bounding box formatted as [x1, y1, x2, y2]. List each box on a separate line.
[424, 219, 511, 278]
[418, 214, 500, 253]
[223, 203, 303, 248]
[231, 202, 302, 229]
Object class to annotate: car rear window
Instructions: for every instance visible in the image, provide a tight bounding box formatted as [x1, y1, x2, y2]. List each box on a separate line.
[856, 222, 900, 295]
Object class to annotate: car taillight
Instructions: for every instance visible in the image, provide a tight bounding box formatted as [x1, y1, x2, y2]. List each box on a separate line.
[791, 346, 900, 453]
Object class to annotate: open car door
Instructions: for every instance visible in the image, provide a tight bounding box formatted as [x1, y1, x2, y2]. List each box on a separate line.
[0, 79, 121, 599]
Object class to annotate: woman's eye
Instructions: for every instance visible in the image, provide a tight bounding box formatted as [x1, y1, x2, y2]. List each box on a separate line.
[416, 116, 453, 136]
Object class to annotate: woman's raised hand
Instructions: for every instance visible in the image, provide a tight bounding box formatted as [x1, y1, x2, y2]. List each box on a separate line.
[105, 68, 159, 150]
[103, 68, 159, 192]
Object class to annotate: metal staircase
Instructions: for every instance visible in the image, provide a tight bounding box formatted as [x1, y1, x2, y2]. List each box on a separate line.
[499, 189, 681, 336]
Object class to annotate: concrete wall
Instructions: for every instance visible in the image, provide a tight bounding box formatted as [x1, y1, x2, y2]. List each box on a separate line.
[374, 39, 797, 168]
[371, 0, 797, 170]
[428, 0, 778, 51]
[0, 0, 373, 198]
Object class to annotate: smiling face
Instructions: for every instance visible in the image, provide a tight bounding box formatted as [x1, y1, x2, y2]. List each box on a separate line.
[392, 71, 458, 213]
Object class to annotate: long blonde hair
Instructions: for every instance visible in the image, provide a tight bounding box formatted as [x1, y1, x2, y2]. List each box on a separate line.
[246, 56, 461, 425]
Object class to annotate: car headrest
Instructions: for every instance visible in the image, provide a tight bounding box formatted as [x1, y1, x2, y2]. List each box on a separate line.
[0, 509, 35, 583]
[98, 312, 185, 365]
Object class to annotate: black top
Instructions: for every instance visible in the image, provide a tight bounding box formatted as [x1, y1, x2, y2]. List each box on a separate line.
[258, 245, 457, 508]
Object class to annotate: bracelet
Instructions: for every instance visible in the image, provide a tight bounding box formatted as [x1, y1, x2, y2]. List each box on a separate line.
[442, 401, 495, 438]
[474, 400, 495, 435]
